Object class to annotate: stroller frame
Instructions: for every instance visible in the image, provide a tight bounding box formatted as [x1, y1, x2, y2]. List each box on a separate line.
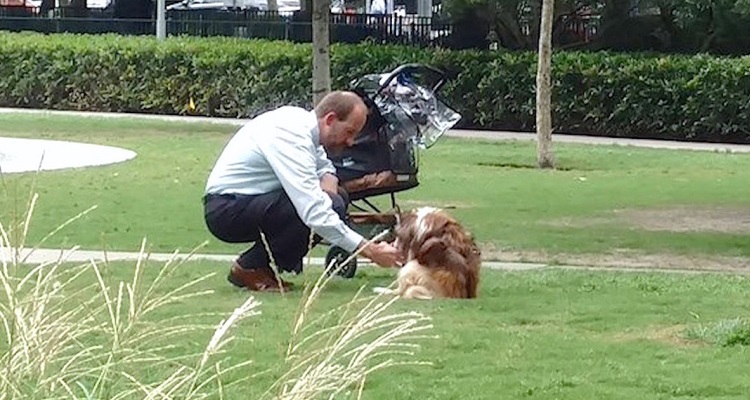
[323, 63, 456, 278]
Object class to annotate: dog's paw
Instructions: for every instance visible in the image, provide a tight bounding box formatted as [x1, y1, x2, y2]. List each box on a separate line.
[372, 287, 397, 295]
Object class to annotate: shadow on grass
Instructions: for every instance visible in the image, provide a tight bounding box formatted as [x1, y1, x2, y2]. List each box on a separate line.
[476, 161, 584, 171]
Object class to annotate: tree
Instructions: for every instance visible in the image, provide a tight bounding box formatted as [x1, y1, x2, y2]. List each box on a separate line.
[666, 0, 750, 54]
[311, 0, 331, 106]
[442, 0, 600, 50]
[443, 0, 750, 53]
[592, 0, 750, 54]
[535, 0, 555, 168]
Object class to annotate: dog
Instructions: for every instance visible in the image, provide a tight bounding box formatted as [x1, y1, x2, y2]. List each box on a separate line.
[375, 207, 481, 299]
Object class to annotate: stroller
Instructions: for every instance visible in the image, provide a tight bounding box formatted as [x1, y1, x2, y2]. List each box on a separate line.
[324, 63, 462, 278]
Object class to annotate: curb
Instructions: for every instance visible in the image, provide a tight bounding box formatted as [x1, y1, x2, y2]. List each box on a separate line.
[13, 248, 748, 276]
[15, 247, 547, 271]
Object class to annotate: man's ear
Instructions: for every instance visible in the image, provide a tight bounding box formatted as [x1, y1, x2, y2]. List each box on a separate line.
[324, 111, 338, 126]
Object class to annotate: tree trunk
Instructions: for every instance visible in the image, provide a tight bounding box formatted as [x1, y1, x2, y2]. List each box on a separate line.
[535, 0, 555, 169]
[312, 0, 331, 106]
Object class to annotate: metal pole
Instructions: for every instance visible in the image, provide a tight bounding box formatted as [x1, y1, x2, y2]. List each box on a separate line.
[156, 0, 166, 40]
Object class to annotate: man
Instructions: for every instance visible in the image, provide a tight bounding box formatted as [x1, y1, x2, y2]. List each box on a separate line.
[203, 91, 402, 292]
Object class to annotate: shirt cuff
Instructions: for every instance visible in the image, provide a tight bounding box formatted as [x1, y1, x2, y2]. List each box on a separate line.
[338, 229, 365, 253]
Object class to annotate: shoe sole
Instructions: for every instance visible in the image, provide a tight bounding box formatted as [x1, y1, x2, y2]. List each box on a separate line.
[227, 272, 246, 288]
[227, 271, 292, 292]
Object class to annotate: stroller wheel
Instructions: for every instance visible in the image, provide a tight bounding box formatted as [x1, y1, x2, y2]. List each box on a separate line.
[324, 246, 358, 279]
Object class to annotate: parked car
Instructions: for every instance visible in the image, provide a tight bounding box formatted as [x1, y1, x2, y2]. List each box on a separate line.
[166, 0, 299, 12]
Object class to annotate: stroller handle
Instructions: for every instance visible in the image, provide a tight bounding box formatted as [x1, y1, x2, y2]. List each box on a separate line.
[375, 64, 447, 96]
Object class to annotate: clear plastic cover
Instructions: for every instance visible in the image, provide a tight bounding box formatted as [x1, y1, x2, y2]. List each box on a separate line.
[352, 69, 461, 149]
[374, 72, 461, 148]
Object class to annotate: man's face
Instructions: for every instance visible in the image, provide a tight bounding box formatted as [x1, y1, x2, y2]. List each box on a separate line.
[320, 105, 367, 155]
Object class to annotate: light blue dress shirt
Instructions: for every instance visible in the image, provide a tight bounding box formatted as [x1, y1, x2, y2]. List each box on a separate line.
[205, 106, 364, 253]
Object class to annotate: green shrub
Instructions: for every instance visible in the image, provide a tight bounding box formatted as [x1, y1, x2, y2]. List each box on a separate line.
[1, 32, 749, 143]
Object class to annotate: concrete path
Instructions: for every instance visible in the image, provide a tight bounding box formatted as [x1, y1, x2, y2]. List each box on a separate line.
[16, 247, 550, 272]
[451, 130, 750, 154]
[3, 107, 750, 153]
[9, 247, 740, 276]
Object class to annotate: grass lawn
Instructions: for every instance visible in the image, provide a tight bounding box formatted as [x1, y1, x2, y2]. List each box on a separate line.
[2, 113, 750, 270]
[2, 113, 750, 398]
[69, 259, 750, 399]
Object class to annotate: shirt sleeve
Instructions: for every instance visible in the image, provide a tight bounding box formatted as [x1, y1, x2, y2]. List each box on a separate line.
[315, 145, 337, 178]
[261, 127, 364, 253]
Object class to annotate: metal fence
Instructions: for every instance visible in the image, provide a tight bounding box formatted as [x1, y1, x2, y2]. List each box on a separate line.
[561, 14, 599, 43]
[0, 6, 451, 46]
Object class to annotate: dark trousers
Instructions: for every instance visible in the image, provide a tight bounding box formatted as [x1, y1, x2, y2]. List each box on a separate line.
[203, 189, 348, 273]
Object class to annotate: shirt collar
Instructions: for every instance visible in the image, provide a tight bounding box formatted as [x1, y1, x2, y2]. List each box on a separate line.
[308, 110, 321, 145]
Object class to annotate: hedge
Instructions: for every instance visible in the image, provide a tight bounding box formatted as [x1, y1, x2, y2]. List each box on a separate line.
[1, 32, 750, 143]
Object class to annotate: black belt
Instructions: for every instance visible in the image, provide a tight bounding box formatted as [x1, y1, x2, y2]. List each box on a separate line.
[203, 193, 237, 204]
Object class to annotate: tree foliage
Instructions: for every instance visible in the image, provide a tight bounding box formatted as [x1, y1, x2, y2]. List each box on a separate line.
[443, 0, 601, 50]
[442, 0, 750, 54]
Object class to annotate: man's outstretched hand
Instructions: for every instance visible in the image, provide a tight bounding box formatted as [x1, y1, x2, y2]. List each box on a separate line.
[359, 240, 403, 268]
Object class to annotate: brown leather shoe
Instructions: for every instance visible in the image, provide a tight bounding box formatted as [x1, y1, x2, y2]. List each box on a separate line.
[227, 262, 293, 292]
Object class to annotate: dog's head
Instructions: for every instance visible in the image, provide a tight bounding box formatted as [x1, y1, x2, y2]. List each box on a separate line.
[394, 206, 481, 298]
[394, 207, 480, 263]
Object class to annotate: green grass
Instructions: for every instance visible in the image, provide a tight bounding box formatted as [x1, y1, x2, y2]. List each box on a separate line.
[0, 114, 231, 253]
[2, 112, 750, 398]
[2, 113, 750, 263]
[83, 260, 750, 399]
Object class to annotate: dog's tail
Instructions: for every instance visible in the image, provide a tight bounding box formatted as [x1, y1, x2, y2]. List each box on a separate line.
[464, 246, 481, 298]
[465, 268, 478, 298]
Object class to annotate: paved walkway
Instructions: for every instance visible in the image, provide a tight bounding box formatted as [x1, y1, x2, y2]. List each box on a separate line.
[17, 247, 547, 271]
[3, 107, 750, 153]
[2, 107, 750, 274]
[14, 247, 736, 276]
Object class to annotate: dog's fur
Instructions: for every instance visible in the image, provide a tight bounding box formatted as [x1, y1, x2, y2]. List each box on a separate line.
[383, 207, 481, 299]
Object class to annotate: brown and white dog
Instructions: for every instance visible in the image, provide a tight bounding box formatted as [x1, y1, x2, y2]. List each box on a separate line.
[376, 207, 481, 299]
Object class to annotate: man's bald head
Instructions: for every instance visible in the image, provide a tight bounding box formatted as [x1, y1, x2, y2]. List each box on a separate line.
[315, 91, 369, 155]
[314, 91, 368, 121]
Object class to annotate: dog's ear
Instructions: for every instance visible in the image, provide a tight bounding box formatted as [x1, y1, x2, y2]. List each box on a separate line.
[418, 236, 448, 266]
[394, 213, 416, 252]
[417, 236, 468, 270]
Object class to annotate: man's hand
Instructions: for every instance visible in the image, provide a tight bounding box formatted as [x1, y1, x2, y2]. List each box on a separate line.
[320, 173, 339, 195]
[359, 241, 404, 268]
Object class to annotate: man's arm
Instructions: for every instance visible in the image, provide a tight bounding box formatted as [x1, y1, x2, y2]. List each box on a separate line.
[315, 145, 336, 176]
[315, 145, 340, 194]
[261, 123, 400, 268]
[262, 128, 364, 253]
[358, 240, 403, 268]
[320, 172, 339, 194]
